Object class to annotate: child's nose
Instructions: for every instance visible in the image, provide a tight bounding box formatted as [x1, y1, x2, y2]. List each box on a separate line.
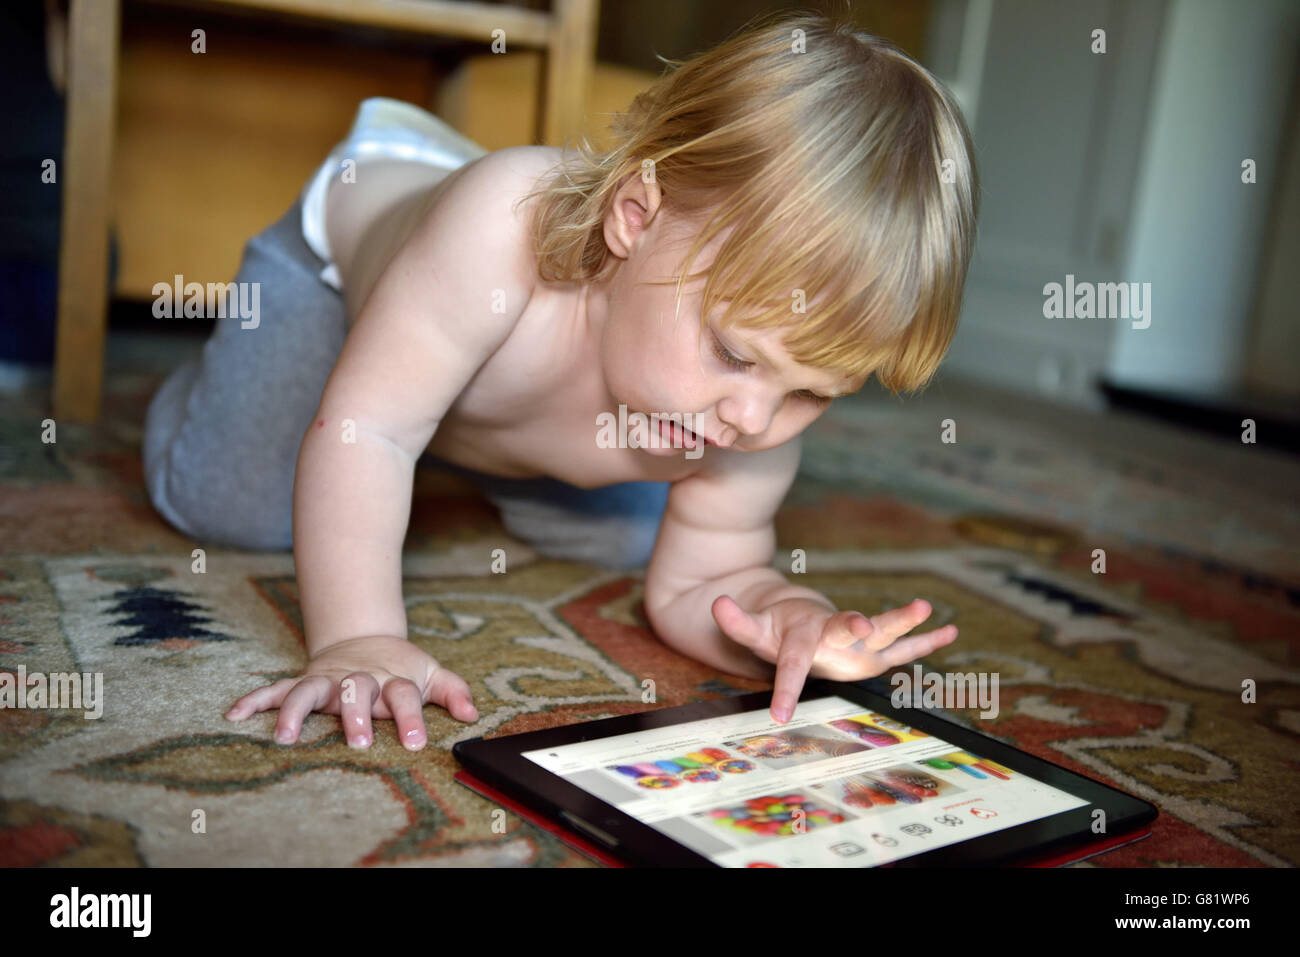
[719, 391, 780, 437]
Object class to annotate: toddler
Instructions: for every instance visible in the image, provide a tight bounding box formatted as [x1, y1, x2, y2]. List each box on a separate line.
[142, 11, 979, 750]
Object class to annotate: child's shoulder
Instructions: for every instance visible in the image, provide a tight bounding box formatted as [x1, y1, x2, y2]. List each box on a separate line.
[441, 145, 568, 259]
[475, 144, 570, 206]
[485, 143, 569, 171]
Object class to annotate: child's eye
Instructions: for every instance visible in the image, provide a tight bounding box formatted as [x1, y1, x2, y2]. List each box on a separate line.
[712, 333, 832, 404]
[711, 335, 751, 370]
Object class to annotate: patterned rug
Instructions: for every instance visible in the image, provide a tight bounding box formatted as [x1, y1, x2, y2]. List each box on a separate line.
[2, 338, 1298, 867]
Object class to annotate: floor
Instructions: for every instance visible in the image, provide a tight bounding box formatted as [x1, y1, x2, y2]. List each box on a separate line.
[0, 326, 1296, 867]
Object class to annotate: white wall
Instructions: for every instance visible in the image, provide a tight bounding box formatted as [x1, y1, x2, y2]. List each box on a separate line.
[1244, 63, 1300, 400]
[928, 0, 1298, 406]
[932, 0, 1164, 408]
[1107, 0, 1299, 394]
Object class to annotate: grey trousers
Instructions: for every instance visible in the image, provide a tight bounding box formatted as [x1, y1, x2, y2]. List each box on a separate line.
[141, 197, 669, 568]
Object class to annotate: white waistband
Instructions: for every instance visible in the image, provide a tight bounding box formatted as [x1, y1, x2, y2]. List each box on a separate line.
[299, 98, 489, 291]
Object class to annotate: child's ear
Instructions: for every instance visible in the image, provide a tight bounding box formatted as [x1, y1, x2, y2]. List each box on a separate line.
[603, 166, 664, 260]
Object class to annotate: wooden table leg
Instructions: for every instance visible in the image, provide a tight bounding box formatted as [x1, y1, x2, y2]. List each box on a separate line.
[53, 0, 121, 424]
[542, 0, 598, 147]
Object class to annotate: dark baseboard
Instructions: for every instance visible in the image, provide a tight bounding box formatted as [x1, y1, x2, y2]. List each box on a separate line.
[1098, 376, 1300, 457]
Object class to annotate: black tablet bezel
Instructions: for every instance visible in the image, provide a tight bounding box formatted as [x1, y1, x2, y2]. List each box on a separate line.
[453, 678, 1158, 867]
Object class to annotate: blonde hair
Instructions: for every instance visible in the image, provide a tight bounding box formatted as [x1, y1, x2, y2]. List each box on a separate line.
[519, 9, 980, 396]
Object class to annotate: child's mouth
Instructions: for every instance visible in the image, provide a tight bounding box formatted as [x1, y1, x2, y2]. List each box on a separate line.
[658, 417, 706, 449]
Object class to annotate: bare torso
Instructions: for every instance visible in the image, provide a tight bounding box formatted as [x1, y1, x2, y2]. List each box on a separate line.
[323, 148, 707, 489]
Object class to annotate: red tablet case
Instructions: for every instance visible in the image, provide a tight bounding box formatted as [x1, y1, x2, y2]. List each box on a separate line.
[454, 769, 1151, 868]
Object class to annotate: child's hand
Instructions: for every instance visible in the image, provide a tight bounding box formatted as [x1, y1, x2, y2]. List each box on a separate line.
[224, 635, 478, 750]
[710, 597, 957, 724]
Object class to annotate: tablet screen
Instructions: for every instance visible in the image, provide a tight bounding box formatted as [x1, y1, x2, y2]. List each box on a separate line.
[522, 695, 1090, 867]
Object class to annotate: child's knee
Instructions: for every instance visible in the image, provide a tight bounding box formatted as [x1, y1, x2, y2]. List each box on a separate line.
[142, 365, 293, 552]
[143, 441, 292, 551]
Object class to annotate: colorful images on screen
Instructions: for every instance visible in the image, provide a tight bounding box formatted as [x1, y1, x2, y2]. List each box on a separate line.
[695, 793, 851, 844]
[813, 763, 965, 814]
[606, 747, 757, 790]
[827, 712, 931, 747]
[921, 751, 1014, 781]
[723, 726, 870, 769]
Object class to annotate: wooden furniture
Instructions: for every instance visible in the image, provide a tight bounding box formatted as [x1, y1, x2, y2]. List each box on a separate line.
[53, 0, 598, 423]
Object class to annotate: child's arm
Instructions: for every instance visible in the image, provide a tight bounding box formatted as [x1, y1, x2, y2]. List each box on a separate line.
[225, 148, 544, 749]
[644, 434, 958, 724]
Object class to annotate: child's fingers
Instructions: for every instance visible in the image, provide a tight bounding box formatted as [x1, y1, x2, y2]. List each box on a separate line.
[273, 676, 333, 745]
[823, 611, 873, 649]
[829, 601, 934, 654]
[867, 599, 934, 645]
[868, 624, 958, 672]
[224, 677, 299, 720]
[711, 595, 772, 656]
[425, 666, 478, 724]
[771, 626, 822, 724]
[338, 672, 381, 748]
[382, 678, 429, 750]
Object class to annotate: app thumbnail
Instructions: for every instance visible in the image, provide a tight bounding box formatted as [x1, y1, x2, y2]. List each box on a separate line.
[827, 712, 931, 747]
[694, 792, 852, 844]
[606, 747, 757, 790]
[723, 726, 871, 768]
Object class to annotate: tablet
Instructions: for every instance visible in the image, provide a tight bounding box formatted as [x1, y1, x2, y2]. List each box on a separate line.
[453, 679, 1157, 867]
